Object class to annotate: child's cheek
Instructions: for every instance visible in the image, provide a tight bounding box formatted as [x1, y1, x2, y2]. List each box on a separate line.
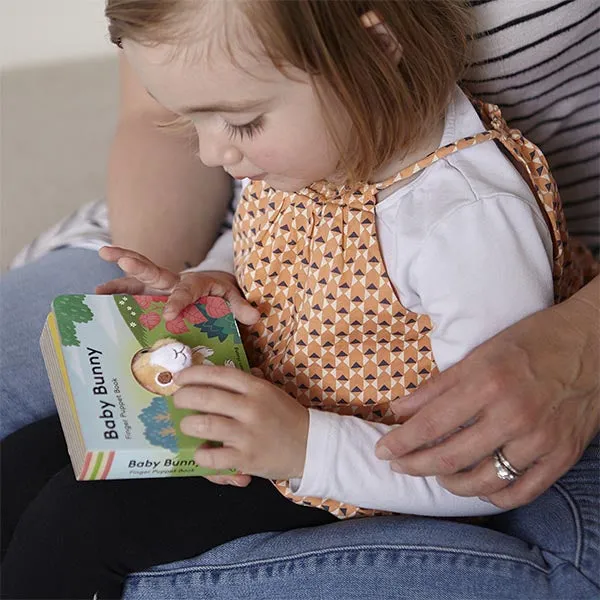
[252, 147, 285, 173]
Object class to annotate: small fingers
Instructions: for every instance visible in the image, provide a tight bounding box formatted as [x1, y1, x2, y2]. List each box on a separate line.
[204, 474, 252, 487]
[117, 257, 178, 291]
[174, 385, 248, 419]
[163, 278, 198, 320]
[224, 292, 261, 325]
[99, 245, 152, 264]
[183, 273, 260, 325]
[175, 365, 260, 395]
[96, 276, 148, 296]
[194, 445, 241, 472]
[99, 246, 178, 292]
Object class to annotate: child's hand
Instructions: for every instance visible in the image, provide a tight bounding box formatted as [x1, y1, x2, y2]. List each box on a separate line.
[96, 246, 260, 324]
[173, 366, 309, 481]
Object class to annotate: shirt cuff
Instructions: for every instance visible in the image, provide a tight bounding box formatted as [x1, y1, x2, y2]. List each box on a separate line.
[289, 409, 337, 495]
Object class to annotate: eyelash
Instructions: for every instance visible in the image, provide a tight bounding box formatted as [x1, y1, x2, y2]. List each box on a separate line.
[224, 117, 264, 141]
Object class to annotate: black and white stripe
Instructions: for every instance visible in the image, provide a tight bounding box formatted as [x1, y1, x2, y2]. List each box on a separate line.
[466, 0, 599, 256]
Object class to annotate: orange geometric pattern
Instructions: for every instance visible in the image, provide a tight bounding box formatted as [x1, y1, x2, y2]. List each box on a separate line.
[233, 98, 597, 519]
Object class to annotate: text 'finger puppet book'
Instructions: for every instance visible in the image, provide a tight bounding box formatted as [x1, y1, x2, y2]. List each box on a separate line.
[40, 294, 250, 480]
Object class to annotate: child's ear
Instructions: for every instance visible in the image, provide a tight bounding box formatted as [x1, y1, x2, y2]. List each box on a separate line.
[360, 10, 402, 65]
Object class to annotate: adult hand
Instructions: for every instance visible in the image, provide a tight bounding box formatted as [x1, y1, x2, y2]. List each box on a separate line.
[375, 277, 599, 509]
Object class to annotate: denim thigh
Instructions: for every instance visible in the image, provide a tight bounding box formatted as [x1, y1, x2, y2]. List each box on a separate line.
[124, 438, 600, 600]
[0, 248, 121, 438]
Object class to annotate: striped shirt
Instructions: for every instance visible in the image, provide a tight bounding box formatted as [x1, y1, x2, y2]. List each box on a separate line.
[10, 0, 599, 269]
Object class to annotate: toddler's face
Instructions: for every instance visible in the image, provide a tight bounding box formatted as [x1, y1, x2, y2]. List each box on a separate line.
[124, 13, 349, 192]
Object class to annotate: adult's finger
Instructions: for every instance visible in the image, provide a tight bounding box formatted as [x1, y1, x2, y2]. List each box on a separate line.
[375, 380, 487, 460]
[485, 450, 574, 509]
[433, 443, 529, 499]
[390, 370, 458, 420]
[386, 414, 504, 476]
[438, 422, 574, 506]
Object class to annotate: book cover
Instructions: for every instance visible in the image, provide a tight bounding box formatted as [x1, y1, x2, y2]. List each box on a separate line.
[40, 294, 250, 481]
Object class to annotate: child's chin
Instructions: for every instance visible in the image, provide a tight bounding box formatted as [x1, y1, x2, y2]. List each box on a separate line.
[267, 177, 311, 193]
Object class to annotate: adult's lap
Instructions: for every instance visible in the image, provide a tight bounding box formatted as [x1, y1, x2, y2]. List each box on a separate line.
[0, 248, 122, 438]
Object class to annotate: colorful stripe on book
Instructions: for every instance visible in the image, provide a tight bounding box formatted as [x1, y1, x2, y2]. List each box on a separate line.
[81, 451, 116, 480]
[47, 313, 85, 449]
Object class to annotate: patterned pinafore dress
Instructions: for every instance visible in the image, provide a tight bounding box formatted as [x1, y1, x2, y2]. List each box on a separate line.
[233, 98, 598, 519]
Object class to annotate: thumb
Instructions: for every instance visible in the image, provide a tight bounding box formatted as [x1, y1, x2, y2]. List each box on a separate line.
[224, 291, 261, 325]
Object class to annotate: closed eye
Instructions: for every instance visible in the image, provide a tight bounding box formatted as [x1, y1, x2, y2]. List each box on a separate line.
[224, 116, 264, 141]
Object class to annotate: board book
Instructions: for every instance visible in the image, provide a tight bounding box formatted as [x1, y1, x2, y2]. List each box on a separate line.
[40, 294, 250, 481]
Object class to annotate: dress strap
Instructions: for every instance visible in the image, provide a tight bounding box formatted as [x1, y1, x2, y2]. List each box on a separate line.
[373, 130, 501, 193]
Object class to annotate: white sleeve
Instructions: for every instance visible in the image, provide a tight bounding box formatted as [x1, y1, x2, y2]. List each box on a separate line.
[290, 409, 501, 516]
[181, 229, 234, 275]
[290, 195, 554, 516]
[408, 195, 554, 371]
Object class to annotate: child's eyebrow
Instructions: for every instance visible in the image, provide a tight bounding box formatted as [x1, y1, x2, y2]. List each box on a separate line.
[145, 89, 269, 114]
[179, 99, 270, 115]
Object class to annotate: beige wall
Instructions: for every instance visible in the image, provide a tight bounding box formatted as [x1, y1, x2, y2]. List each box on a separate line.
[0, 0, 113, 69]
[1, 2, 119, 270]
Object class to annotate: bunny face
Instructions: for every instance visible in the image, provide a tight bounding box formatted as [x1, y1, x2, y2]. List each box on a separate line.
[131, 338, 213, 396]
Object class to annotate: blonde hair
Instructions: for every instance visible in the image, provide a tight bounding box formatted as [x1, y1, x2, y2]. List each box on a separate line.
[106, 0, 472, 183]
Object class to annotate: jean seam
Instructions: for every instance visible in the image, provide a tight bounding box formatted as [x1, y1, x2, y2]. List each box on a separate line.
[553, 481, 583, 569]
[129, 544, 556, 579]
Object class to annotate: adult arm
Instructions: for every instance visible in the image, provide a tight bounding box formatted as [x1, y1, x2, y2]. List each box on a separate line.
[376, 274, 599, 509]
[107, 53, 232, 272]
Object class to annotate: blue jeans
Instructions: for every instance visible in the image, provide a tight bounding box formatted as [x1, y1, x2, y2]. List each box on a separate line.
[1, 248, 599, 599]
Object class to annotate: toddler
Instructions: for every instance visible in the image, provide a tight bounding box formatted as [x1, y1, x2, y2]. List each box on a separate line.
[1, 1, 592, 598]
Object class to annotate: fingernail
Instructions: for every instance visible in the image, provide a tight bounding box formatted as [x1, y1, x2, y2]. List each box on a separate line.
[390, 461, 405, 473]
[375, 445, 394, 460]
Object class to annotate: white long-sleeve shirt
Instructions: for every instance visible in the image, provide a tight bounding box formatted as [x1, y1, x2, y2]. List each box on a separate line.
[190, 88, 554, 517]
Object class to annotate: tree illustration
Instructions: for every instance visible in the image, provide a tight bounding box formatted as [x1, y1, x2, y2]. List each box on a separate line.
[138, 397, 178, 453]
[54, 295, 94, 346]
[194, 310, 239, 343]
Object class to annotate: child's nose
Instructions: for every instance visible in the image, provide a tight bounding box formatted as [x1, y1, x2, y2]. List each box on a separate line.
[197, 141, 243, 169]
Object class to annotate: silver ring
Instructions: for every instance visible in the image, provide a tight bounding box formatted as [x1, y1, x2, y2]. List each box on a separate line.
[493, 449, 522, 482]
